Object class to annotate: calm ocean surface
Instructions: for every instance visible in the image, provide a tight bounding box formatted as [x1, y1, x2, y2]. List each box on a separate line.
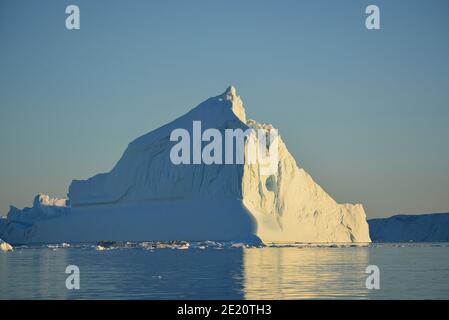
[1, 242, 448, 299]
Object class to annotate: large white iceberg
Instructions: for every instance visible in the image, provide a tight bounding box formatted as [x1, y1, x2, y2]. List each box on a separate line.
[0, 86, 371, 245]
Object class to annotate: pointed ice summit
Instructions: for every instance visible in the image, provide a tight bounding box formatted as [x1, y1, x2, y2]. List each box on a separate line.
[0, 86, 371, 245]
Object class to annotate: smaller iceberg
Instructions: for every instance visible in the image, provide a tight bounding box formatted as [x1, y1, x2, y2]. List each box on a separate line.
[0, 238, 13, 252]
[369, 212, 449, 242]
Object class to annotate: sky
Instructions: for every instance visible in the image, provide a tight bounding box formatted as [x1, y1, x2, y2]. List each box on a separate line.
[0, 0, 448, 218]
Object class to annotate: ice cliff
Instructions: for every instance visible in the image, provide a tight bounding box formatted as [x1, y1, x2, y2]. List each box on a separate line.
[0, 86, 371, 244]
[369, 213, 449, 242]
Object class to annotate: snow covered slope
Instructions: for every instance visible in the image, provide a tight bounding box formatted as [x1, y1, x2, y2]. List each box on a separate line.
[68, 86, 248, 206]
[0, 86, 370, 244]
[369, 213, 449, 242]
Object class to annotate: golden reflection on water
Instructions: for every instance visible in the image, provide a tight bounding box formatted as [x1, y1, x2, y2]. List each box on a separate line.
[243, 246, 371, 299]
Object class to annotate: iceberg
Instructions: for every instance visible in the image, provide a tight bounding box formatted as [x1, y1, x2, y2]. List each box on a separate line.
[369, 212, 449, 242]
[0, 238, 13, 252]
[0, 86, 371, 245]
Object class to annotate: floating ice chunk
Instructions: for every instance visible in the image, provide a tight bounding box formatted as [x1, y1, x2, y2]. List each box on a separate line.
[0, 239, 13, 252]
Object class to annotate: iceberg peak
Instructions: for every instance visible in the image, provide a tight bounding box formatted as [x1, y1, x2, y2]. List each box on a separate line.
[225, 85, 237, 97]
[221, 85, 246, 123]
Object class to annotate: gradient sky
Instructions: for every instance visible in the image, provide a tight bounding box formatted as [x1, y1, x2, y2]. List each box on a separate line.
[1, 0, 448, 218]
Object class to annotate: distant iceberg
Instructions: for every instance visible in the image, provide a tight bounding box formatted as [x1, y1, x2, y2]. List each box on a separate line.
[369, 212, 449, 242]
[0, 86, 371, 245]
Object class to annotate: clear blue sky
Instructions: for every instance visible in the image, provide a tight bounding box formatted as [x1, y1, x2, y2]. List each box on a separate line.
[1, 0, 448, 218]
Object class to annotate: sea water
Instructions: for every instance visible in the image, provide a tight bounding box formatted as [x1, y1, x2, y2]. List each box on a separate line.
[1, 242, 448, 299]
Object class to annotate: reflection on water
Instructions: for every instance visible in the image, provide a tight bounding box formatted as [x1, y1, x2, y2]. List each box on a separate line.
[1, 243, 449, 299]
[1, 246, 245, 299]
[0, 248, 70, 299]
[243, 247, 370, 299]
